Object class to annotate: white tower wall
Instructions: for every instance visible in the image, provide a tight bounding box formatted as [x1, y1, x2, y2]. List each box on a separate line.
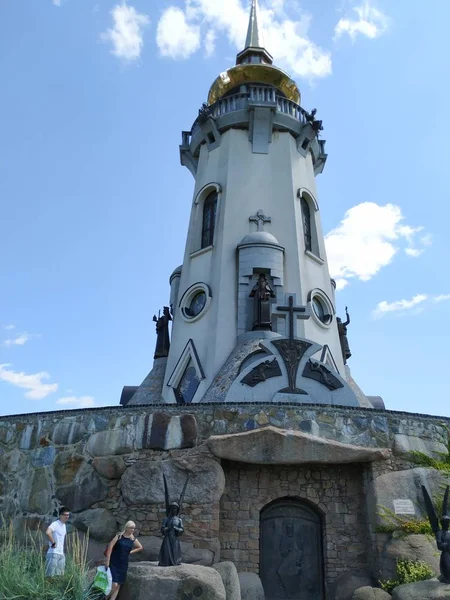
[162, 128, 344, 403]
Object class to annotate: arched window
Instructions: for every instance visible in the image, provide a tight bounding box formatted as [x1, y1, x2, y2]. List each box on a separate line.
[201, 191, 217, 248]
[301, 196, 312, 252]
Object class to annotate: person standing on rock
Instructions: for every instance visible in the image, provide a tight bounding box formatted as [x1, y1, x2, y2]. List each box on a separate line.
[45, 506, 70, 577]
[105, 521, 143, 600]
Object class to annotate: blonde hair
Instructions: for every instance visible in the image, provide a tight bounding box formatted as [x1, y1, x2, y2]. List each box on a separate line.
[119, 521, 136, 537]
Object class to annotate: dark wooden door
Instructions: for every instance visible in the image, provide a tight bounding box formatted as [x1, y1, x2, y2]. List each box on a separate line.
[260, 498, 324, 600]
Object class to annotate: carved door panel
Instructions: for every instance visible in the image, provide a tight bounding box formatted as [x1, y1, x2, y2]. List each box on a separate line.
[260, 499, 324, 600]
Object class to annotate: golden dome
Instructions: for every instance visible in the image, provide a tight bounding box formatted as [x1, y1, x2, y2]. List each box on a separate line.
[207, 63, 301, 106]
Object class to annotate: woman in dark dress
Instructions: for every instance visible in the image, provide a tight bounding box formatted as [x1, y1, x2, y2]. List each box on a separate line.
[105, 521, 143, 600]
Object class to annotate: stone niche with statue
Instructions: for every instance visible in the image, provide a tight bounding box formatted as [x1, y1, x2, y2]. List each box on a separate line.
[1, 403, 449, 600]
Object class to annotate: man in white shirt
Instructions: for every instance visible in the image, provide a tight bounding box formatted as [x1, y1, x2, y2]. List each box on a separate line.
[45, 506, 70, 577]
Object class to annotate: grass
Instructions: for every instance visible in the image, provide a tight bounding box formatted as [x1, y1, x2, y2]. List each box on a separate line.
[0, 520, 103, 600]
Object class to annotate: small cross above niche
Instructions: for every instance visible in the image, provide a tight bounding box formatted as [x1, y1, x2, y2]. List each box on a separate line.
[249, 210, 271, 232]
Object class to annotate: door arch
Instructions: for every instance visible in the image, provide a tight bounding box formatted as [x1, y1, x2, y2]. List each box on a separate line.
[260, 497, 324, 600]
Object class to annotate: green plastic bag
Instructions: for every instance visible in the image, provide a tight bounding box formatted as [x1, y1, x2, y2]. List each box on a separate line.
[92, 566, 112, 595]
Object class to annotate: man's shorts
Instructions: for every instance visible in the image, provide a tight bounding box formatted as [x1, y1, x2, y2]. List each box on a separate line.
[45, 553, 65, 576]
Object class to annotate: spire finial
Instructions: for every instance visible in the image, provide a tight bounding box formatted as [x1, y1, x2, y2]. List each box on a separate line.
[245, 0, 263, 49]
[236, 0, 272, 65]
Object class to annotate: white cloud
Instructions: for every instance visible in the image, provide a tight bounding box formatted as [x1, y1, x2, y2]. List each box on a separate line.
[3, 332, 37, 347]
[57, 396, 96, 409]
[204, 30, 216, 57]
[156, 7, 201, 60]
[52, 0, 61, 5]
[0, 364, 58, 400]
[373, 294, 428, 318]
[3, 324, 15, 331]
[325, 202, 426, 289]
[405, 248, 424, 258]
[373, 293, 450, 318]
[334, 2, 389, 41]
[156, 0, 331, 79]
[101, 3, 150, 62]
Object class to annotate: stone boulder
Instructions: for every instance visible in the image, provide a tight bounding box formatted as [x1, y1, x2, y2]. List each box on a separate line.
[121, 454, 225, 506]
[238, 572, 265, 600]
[86, 426, 135, 457]
[376, 533, 440, 580]
[331, 571, 375, 600]
[391, 578, 450, 599]
[92, 456, 126, 479]
[208, 427, 389, 465]
[213, 561, 241, 600]
[393, 434, 448, 459]
[119, 562, 226, 600]
[130, 536, 217, 566]
[368, 468, 450, 527]
[54, 452, 85, 486]
[56, 463, 109, 512]
[50, 419, 87, 445]
[352, 587, 392, 600]
[26, 468, 53, 514]
[73, 508, 118, 542]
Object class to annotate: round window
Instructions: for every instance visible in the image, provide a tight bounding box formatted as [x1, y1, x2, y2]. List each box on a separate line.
[179, 283, 212, 322]
[185, 291, 206, 318]
[310, 293, 333, 326]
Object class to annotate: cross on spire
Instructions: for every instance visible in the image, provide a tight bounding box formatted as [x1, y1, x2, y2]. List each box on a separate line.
[277, 295, 310, 341]
[249, 209, 271, 232]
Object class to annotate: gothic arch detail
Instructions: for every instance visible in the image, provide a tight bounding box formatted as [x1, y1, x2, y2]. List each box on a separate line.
[191, 183, 222, 254]
[297, 189, 321, 258]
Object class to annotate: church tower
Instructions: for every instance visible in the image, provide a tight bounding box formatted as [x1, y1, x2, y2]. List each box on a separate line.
[128, 0, 375, 408]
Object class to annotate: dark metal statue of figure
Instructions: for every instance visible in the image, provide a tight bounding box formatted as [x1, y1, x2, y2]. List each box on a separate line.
[337, 307, 351, 365]
[250, 274, 276, 331]
[305, 108, 323, 135]
[158, 473, 189, 567]
[422, 485, 450, 583]
[197, 102, 213, 125]
[153, 306, 172, 359]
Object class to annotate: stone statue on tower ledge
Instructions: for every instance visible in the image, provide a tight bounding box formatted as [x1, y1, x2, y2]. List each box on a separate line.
[153, 306, 172, 359]
[337, 307, 351, 365]
[250, 273, 276, 331]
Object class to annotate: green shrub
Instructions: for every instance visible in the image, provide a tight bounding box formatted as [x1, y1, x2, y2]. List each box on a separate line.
[375, 505, 433, 536]
[379, 558, 435, 593]
[0, 520, 100, 600]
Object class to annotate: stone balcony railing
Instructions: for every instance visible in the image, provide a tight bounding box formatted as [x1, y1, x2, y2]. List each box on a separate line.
[183, 85, 309, 144]
[181, 85, 327, 176]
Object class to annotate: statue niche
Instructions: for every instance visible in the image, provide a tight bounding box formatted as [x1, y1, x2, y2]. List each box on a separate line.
[249, 273, 276, 331]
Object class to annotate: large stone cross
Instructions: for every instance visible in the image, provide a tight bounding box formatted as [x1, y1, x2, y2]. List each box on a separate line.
[272, 296, 312, 394]
[276, 295, 310, 341]
[249, 209, 271, 232]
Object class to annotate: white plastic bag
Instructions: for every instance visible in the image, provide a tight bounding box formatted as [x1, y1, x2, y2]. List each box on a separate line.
[92, 566, 112, 596]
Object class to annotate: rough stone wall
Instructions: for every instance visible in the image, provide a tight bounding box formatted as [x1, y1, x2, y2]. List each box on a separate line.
[1, 403, 448, 448]
[0, 403, 448, 582]
[219, 461, 370, 593]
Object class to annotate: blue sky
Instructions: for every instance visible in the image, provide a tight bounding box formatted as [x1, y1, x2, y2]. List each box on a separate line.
[0, 0, 449, 417]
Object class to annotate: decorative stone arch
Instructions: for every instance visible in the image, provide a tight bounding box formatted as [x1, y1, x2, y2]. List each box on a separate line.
[191, 183, 222, 255]
[259, 496, 325, 600]
[297, 188, 322, 260]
